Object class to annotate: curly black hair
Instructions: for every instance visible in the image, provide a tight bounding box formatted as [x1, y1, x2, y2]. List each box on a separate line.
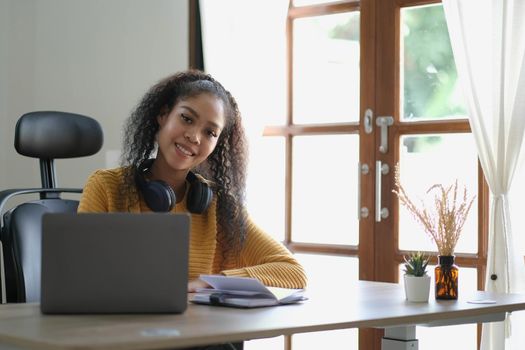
[120, 70, 248, 256]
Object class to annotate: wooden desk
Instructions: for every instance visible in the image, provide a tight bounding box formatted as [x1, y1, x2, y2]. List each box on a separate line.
[0, 280, 524, 350]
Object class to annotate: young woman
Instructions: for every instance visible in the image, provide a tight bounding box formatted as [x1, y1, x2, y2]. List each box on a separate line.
[78, 70, 307, 293]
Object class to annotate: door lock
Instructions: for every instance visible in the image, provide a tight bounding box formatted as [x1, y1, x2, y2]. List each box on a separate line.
[376, 116, 394, 154]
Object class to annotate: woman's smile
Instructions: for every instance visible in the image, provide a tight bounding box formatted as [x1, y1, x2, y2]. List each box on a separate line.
[175, 143, 196, 157]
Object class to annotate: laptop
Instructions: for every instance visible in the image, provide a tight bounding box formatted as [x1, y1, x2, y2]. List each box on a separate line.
[40, 212, 190, 314]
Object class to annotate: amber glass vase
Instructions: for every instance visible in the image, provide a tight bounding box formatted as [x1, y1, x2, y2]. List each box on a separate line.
[435, 255, 458, 300]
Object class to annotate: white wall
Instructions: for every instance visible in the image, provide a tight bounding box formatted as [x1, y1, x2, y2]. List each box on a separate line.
[0, 0, 188, 192]
[0, 0, 11, 189]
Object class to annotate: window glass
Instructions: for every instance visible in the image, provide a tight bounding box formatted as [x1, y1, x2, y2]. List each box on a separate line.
[246, 137, 285, 242]
[292, 135, 359, 245]
[292, 254, 359, 348]
[245, 336, 284, 350]
[398, 134, 478, 254]
[297, 254, 358, 286]
[401, 4, 467, 121]
[293, 0, 342, 6]
[292, 329, 358, 350]
[293, 12, 360, 124]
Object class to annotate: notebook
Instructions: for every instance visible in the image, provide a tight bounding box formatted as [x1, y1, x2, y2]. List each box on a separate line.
[40, 212, 190, 314]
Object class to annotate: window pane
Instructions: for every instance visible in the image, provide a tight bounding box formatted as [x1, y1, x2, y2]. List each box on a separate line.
[245, 336, 284, 350]
[400, 4, 467, 121]
[293, 254, 359, 349]
[246, 137, 285, 242]
[417, 324, 476, 349]
[293, 12, 360, 124]
[398, 134, 478, 254]
[292, 135, 359, 245]
[297, 254, 358, 287]
[292, 329, 358, 350]
[293, 0, 341, 6]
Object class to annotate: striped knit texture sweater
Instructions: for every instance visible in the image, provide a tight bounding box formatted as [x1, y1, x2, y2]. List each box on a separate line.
[77, 167, 307, 289]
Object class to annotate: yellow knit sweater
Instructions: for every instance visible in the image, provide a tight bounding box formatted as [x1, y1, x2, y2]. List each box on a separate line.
[77, 168, 307, 289]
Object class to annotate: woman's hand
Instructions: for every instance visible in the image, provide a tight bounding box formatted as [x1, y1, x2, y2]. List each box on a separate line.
[187, 278, 211, 292]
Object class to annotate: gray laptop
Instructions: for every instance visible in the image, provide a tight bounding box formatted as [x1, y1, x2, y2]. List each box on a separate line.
[40, 212, 190, 314]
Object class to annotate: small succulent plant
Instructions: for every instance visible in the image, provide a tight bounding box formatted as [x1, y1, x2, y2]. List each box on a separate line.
[403, 251, 430, 277]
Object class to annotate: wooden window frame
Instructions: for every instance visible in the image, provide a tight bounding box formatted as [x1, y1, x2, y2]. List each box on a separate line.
[267, 0, 489, 288]
[264, 0, 489, 348]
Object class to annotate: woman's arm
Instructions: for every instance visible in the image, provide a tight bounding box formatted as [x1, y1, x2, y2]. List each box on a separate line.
[220, 217, 307, 289]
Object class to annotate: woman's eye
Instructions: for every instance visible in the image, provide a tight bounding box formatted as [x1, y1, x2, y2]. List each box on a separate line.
[180, 114, 192, 123]
[207, 130, 218, 138]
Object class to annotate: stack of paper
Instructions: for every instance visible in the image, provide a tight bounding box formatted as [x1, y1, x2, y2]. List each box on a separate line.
[190, 275, 307, 308]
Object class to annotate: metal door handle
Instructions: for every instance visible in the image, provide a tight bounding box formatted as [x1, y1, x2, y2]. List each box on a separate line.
[375, 160, 390, 222]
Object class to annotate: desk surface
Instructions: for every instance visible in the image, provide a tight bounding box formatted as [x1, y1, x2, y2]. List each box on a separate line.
[1, 280, 525, 350]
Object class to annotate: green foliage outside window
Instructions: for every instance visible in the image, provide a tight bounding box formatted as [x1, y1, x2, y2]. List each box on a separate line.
[402, 5, 466, 121]
[330, 5, 466, 120]
[329, 5, 467, 153]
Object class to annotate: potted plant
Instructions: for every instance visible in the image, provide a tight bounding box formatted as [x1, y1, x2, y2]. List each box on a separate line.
[403, 251, 431, 302]
[393, 164, 475, 300]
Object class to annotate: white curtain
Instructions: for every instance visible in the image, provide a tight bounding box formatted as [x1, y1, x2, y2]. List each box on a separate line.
[442, 0, 525, 349]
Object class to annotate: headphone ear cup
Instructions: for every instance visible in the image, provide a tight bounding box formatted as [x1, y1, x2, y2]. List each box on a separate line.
[142, 180, 176, 212]
[187, 180, 213, 214]
[134, 159, 175, 212]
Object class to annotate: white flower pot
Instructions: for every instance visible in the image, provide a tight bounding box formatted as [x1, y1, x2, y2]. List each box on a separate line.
[404, 274, 431, 302]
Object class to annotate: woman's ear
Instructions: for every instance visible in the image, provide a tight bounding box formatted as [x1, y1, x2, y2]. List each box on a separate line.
[157, 113, 167, 127]
[156, 106, 170, 126]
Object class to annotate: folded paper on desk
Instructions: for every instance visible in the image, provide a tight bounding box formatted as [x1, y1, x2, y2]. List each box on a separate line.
[190, 275, 307, 308]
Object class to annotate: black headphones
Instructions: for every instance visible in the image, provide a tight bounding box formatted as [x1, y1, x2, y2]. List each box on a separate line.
[134, 159, 213, 214]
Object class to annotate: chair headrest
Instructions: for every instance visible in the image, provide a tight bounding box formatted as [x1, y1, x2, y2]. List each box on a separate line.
[14, 111, 104, 159]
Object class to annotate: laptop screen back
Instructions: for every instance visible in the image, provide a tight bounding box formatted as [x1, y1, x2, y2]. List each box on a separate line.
[41, 212, 189, 314]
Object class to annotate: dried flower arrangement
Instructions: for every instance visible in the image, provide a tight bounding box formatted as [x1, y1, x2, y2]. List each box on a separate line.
[393, 164, 476, 256]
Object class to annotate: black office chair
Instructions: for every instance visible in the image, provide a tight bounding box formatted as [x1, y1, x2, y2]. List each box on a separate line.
[0, 111, 103, 303]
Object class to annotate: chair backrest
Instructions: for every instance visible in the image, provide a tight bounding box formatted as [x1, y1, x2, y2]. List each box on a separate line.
[0, 111, 103, 303]
[2, 200, 79, 302]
